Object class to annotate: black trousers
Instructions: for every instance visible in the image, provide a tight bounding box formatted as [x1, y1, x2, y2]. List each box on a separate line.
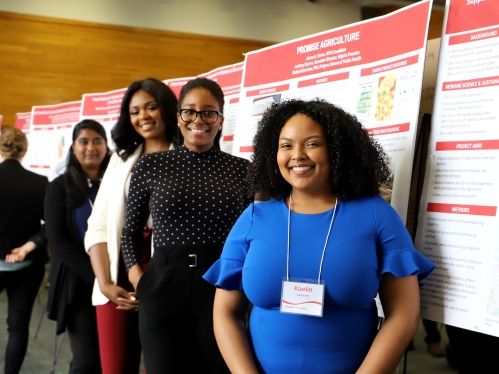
[0, 261, 45, 374]
[137, 245, 230, 374]
[422, 318, 441, 344]
[446, 324, 499, 374]
[65, 279, 101, 374]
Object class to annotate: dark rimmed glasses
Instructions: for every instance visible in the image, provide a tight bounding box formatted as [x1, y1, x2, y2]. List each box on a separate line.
[179, 109, 223, 125]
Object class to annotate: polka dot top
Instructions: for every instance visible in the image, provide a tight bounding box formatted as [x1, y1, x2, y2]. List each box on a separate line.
[121, 145, 252, 270]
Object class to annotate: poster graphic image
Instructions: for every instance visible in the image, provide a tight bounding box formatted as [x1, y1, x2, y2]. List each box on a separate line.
[251, 94, 281, 116]
[375, 74, 396, 122]
[356, 82, 375, 117]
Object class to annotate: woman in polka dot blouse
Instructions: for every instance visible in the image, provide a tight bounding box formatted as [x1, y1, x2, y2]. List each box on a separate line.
[121, 77, 253, 374]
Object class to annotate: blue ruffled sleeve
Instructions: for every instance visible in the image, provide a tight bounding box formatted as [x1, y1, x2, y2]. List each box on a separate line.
[203, 203, 254, 290]
[374, 196, 435, 284]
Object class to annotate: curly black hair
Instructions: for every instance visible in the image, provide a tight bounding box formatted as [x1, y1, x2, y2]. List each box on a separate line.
[247, 99, 391, 200]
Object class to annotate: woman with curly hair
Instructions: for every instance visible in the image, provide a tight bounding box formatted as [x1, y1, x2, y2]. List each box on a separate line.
[204, 99, 435, 373]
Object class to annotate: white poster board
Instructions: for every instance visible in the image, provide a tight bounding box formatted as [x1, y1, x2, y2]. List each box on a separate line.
[233, 0, 433, 221]
[199, 63, 244, 154]
[26, 101, 81, 179]
[415, 0, 499, 336]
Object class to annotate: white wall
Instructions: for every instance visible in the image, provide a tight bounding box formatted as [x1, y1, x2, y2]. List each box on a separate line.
[0, 0, 361, 43]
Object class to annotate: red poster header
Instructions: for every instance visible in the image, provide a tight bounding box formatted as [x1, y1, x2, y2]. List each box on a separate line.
[164, 77, 195, 98]
[427, 202, 497, 216]
[229, 97, 240, 104]
[246, 84, 290, 97]
[200, 63, 243, 95]
[32, 101, 81, 126]
[81, 88, 126, 117]
[244, 1, 430, 87]
[239, 146, 254, 153]
[15, 112, 31, 131]
[442, 76, 499, 91]
[449, 26, 499, 45]
[298, 72, 349, 88]
[446, 0, 499, 35]
[436, 140, 499, 151]
[368, 123, 410, 136]
[361, 55, 419, 77]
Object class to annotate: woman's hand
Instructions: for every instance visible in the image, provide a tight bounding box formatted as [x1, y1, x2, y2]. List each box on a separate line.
[5, 241, 36, 263]
[100, 283, 140, 311]
[128, 264, 144, 291]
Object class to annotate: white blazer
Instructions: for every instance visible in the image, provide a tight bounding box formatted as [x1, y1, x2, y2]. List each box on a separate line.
[84, 145, 144, 306]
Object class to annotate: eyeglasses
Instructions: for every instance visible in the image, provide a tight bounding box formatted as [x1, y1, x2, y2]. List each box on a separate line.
[179, 109, 223, 125]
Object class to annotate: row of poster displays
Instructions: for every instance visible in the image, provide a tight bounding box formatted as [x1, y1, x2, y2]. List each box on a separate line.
[8, 0, 499, 337]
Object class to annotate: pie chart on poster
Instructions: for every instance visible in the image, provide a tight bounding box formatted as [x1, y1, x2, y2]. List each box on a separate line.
[58, 136, 65, 158]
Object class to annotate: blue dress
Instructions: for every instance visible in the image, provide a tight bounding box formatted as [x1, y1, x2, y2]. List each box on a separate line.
[203, 195, 435, 373]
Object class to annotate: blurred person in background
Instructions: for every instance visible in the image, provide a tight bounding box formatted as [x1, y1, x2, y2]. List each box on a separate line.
[0, 127, 48, 374]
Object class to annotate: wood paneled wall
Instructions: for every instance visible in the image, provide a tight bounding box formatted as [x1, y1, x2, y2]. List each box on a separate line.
[0, 11, 272, 125]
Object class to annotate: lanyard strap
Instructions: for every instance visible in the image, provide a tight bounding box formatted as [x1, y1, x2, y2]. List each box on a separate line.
[286, 195, 338, 284]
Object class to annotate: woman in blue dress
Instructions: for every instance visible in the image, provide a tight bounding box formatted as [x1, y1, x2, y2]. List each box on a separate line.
[204, 99, 435, 373]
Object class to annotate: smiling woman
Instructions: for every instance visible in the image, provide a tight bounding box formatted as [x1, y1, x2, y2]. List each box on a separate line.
[204, 99, 435, 374]
[84, 78, 178, 374]
[121, 77, 253, 374]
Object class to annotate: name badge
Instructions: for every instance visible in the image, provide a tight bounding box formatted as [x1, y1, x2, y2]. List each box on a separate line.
[280, 278, 325, 317]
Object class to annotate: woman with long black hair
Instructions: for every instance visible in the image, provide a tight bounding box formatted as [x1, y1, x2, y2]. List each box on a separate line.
[85, 78, 178, 374]
[45, 119, 111, 373]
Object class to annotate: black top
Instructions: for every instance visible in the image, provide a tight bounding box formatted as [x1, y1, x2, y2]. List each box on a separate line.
[0, 158, 48, 263]
[45, 174, 97, 333]
[121, 146, 252, 270]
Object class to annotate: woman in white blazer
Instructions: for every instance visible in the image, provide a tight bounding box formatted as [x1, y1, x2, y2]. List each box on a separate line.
[85, 78, 178, 374]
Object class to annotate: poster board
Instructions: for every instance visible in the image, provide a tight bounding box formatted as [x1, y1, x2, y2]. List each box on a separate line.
[233, 0, 433, 221]
[415, 0, 499, 336]
[199, 63, 244, 154]
[27, 101, 81, 179]
[80, 88, 127, 150]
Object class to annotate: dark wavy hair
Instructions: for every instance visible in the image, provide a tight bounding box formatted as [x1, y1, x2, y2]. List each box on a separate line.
[248, 99, 391, 200]
[178, 77, 225, 149]
[112, 78, 178, 160]
[65, 119, 111, 206]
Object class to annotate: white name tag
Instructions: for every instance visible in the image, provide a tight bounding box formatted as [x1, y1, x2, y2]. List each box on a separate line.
[280, 278, 325, 317]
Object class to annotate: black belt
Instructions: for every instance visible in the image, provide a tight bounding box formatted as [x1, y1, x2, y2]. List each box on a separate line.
[157, 246, 221, 268]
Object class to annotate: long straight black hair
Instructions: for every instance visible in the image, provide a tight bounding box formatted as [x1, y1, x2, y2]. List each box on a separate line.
[112, 78, 178, 160]
[64, 119, 111, 206]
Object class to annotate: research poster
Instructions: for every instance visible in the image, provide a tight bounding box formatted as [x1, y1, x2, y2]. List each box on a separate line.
[14, 112, 31, 135]
[27, 101, 81, 179]
[232, 0, 433, 221]
[164, 77, 194, 98]
[80, 88, 127, 150]
[415, 0, 499, 336]
[199, 63, 244, 154]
